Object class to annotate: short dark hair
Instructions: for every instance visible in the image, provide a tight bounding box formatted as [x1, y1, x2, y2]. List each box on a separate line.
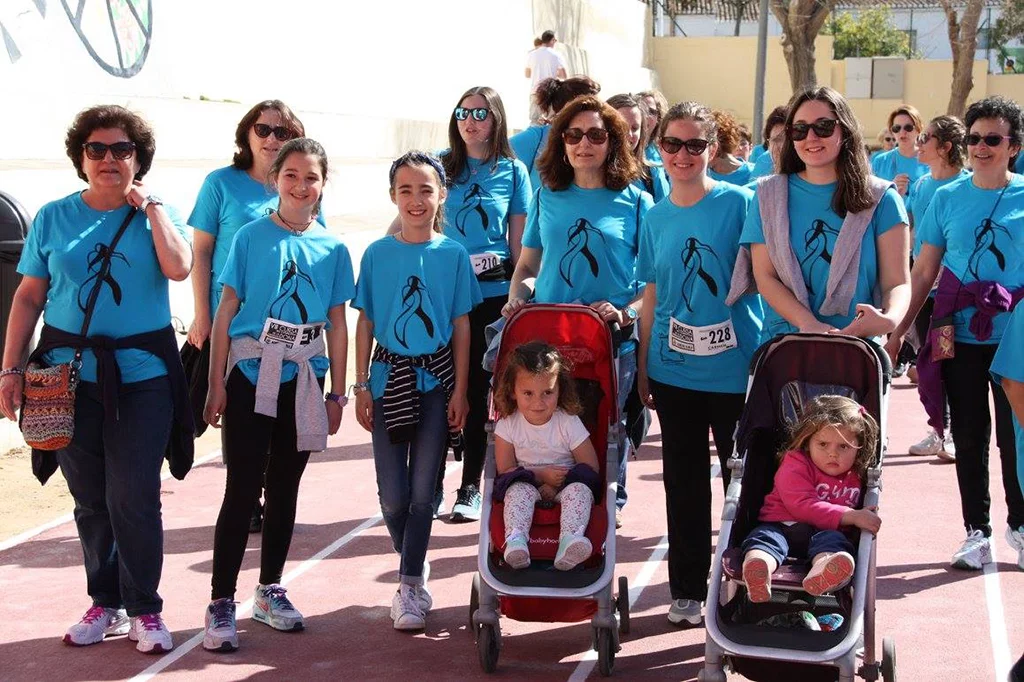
[534, 76, 601, 116]
[541, 30, 556, 43]
[65, 105, 156, 183]
[964, 95, 1024, 169]
[232, 100, 306, 171]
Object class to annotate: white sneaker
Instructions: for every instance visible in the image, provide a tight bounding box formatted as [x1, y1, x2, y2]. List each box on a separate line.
[128, 614, 173, 654]
[415, 559, 433, 613]
[391, 584, 426, 631]
[937, 433, 956, 462]
[909, 429, 942, 456]
[503, 535, 531, 569]
[63, 606, 129, 646]
[253, 584, 304, 631]
[951, 530, 993, 570]
[203, 598, 238, 652]
[667, 598, 702, 626]
[1006, 526, 1024, 570]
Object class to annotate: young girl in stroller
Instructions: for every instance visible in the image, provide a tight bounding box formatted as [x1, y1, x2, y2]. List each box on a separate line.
[741, 395, 882, 602]
[493, 341, 601, 571]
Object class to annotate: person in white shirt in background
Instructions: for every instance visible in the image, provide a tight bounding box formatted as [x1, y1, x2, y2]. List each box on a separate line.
[526, 30, 568, 124]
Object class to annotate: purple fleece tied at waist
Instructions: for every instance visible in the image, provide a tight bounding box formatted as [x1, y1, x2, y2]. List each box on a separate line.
[493, 463, 602, 503]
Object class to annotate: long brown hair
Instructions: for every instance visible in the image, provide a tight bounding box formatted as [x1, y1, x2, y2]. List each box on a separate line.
[232, 100, 306, 171]
[493, 342, 581, 419]
[442, 86, 514, 184]
[537, 95, 640, 191]
[779, 87, 873, 217]
[784, 395, 880, 481]
[606, 93, 653, 187]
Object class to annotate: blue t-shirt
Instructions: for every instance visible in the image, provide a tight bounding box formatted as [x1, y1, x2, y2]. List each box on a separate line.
[352, 235, 481, 399]
[749, 152, 774, 181]
[219, 217, 355, 384]
[17, 192, 189, 383]
[632, 165, 670, 204]
[989, 303, 1024, 497]
[909, 169, 971, 255]
[1015, 154, 1024, 175]
[918, 174, 1024, 344]
[709, 162, 755, 186]
[523, 184, 654, 308]
[750, 145, 767, 164]
[637, 183, 764, 393]
[740, 174, 908, 335]
[440, 154, 531, 299]
[871, 149, 928, 200]
[644, 143, 663, 166]
[510, 125, 550, 195]
[189, 166, 325, 314]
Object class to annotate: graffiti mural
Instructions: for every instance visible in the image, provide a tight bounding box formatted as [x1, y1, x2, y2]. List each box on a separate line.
[1, 0, 151, 77]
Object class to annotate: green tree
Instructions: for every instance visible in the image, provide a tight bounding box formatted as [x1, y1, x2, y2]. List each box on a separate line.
[828, 7, 915, 59]
[992, 0, 1024, 53]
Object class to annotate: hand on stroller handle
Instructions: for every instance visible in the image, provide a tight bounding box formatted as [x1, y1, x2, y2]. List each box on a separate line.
[841, 505, 882, 534]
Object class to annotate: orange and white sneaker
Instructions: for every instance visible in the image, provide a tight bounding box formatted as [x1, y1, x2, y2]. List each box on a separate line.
[742, 556, 773, 603]
[803, 552, 855, 596]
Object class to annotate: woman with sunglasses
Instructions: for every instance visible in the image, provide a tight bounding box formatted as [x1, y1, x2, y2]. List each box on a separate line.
[887, 96, 1024, 572]
[607, 93, 670, 202]
[739, 87, 910, 341]
[870, 128, 896, 163]
[708, 110, 754, 186]
[870, 104, 928, 199]
[636, 101, 763, 628]
[188, 100, 309, 533]
[504, 94, 652, 525]
[0, 105, 193, 653]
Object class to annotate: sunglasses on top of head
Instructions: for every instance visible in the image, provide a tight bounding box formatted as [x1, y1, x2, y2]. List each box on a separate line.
[563, 127, 609, 145]
[660, 136, 711, 155]
[252, 124, 296, 141]
[454, 107, 490, 122]
[788, 119, 839, 141]
[891, 123, 916, 134]
[966, 133, 1014, 147]
[82, 141, 136, 161]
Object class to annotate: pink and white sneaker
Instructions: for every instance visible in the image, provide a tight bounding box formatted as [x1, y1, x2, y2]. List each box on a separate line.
[63, 606, 129, 646]
[128, 613, 173, 654]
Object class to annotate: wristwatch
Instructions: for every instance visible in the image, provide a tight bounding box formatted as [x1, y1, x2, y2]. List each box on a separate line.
[622, 305, 638, 325]
[325, 392, 349, 407]
[139, 195, 163, 212]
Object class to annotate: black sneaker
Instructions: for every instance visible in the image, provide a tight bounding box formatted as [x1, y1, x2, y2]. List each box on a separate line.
[249, 501, 264, 534]
[450, 485, 482, 523]
[432, 488, 446, 520]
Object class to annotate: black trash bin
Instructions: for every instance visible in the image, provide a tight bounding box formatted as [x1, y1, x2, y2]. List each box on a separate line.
[0, 191, 32, 347]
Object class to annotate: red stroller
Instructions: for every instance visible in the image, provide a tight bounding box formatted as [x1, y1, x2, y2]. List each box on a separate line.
[469, 304, 630, 676]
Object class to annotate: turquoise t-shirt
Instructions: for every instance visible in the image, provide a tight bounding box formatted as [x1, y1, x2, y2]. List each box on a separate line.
[871, 149, 928, 200]
[750, 145, 767, 164]
[510, 125, 550, 195]
[632, 165, 670, 203]
[17, 192, 189, 383]
[918, 174, 1024, 344]
[910, 169, 971, 255]
[440, 154, 531, 299]
[523, 184, 654, 308]
[189, 166, 325, 315]
[739, 174, 908, 335]
[749, 152, 774, 181]
[989, 303, 1024, 497]
[637, 183, 764, 394]
[352, 235, 481, 400]
[1015, 154, 1024, 175]
[644, 143, 662, 166]
[219, 217, 355, 384]
[709, 162, 755, 186]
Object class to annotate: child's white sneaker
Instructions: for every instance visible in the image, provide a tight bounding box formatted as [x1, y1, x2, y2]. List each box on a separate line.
[503, 535, 530, 569]
[803, 552, 855, 596]
[742, 555, 773, 603]
[554, 533, 592, 571]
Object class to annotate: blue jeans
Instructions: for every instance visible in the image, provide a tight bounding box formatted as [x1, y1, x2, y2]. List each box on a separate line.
[372, 387, 448, 585]
[615, 345, 636, 510]
[741, 522, 855, 568]
[57, 376, 173, 616]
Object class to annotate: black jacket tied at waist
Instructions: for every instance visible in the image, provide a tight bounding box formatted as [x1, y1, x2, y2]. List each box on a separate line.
[28, 323, 195, 484]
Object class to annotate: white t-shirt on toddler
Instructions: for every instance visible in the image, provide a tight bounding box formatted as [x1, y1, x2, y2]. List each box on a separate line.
[494, 409, 590, 470]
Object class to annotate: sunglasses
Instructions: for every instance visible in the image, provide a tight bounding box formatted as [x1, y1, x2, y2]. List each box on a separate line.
[891, 123, 916, 134]
[454, 107, 490, 122]
[82, 141, 136, 161]
[884, 137, 895, 143]
[966, 133, 1014, 147]
[916, 132, 934, 145]
[563, 127, 609, 145]
[789, 119, 839, 141]
[660, 136, 711, 155]
[253, 124, 296, 141]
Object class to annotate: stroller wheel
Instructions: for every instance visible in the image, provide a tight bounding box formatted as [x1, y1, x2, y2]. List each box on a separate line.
[597, 627, 616, 676]
[616, 576, 631, 635]
[469, 574, 480, 635]
[477, 623, 500, 673]
[881, 636, 897, 682]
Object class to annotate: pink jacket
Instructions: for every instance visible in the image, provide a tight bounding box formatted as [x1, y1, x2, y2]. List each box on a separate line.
[758, 450, 863, 531]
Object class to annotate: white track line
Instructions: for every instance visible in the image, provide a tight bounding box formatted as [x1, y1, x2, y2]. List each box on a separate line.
[568, 460, 722, 681]
[984, 541, 1012, 681]
[0, 448, 224, 552]
[130, 461, 462, 681]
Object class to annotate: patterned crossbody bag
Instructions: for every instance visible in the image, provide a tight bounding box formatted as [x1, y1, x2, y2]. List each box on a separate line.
[20, 207, 138, 450]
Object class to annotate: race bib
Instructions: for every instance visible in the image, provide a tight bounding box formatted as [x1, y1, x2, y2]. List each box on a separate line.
[668, 317, 737, 356]
[470, 252, 502, 276]
[259, 317, 324, 348]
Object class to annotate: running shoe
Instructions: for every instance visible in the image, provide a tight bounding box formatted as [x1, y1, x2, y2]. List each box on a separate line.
[667, 599, 702, 627]
[415, 559, 433, 613]
[432, 488, 446, 520]
[203, 598, 238, 652]
[951, 529, 992, 570]
[554, 533, 592, 571]
[449, 484, 482, 522]
[253, 584, 304, 631]
[128, 613, 173, 654]
[1006, 526, 1024, 570]
[63, 606, 129, 647]
[391, 584, 426, 631]
[909, 429, 943, 456]
[742, 556, 773, 603]
[937, 433, 956, 462]
[802, 552, 855, 596]
[503, 535, 530, 569]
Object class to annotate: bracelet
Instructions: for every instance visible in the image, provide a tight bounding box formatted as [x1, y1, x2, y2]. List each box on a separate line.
[351, 381, 370, 394]
[0, 367, 25, 378]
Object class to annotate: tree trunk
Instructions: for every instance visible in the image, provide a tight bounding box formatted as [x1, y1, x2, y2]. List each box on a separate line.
[770, 0, 838, 94]
[941, 0, 986, 117]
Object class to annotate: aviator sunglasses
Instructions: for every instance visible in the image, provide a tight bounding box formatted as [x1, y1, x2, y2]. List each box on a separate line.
[891, 123, 917, 134]
[253, 124, 296, 141]
[788, 119, 839, 141]
[660, 136, 711, 155]
[563, 127, 609, 145]
[966, 133, 1014, 147]
[454, 107, 490, 122]
[82, 141, 136, 161]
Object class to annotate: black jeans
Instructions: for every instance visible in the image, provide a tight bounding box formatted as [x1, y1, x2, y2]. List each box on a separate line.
[942, 342, 1024, 536]
[457, 295, 505, 491]
[58, 376, 173, 616]
[651, 379, 745, 601]
[211, 368, 318, 599]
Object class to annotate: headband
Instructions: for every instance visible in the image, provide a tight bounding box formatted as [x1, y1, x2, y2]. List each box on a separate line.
[389, 152, 447, 188]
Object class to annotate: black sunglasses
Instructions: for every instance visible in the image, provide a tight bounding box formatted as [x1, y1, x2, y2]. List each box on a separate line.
[891, 123, 916, 134]
[789, 119, 839, 141]
[454, 107, 490, 122]
[917, 132, 934, 145]
[253, 124, 296, 141]
[82, 141, 136, 161]
[884, 137, 895, 143]
[966, 133, 1014, 147]
[563, 127, 609, 145]
[660, 136, 711, 156]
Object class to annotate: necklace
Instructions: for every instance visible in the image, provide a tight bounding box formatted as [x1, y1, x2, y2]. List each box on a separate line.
[275, 210, 314, 235]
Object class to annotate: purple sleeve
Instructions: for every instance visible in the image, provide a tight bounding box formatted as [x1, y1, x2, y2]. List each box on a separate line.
[493, 467, 537, 502]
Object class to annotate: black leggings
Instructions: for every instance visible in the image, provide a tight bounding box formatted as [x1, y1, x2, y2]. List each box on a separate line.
[211, 368, 318, 599]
